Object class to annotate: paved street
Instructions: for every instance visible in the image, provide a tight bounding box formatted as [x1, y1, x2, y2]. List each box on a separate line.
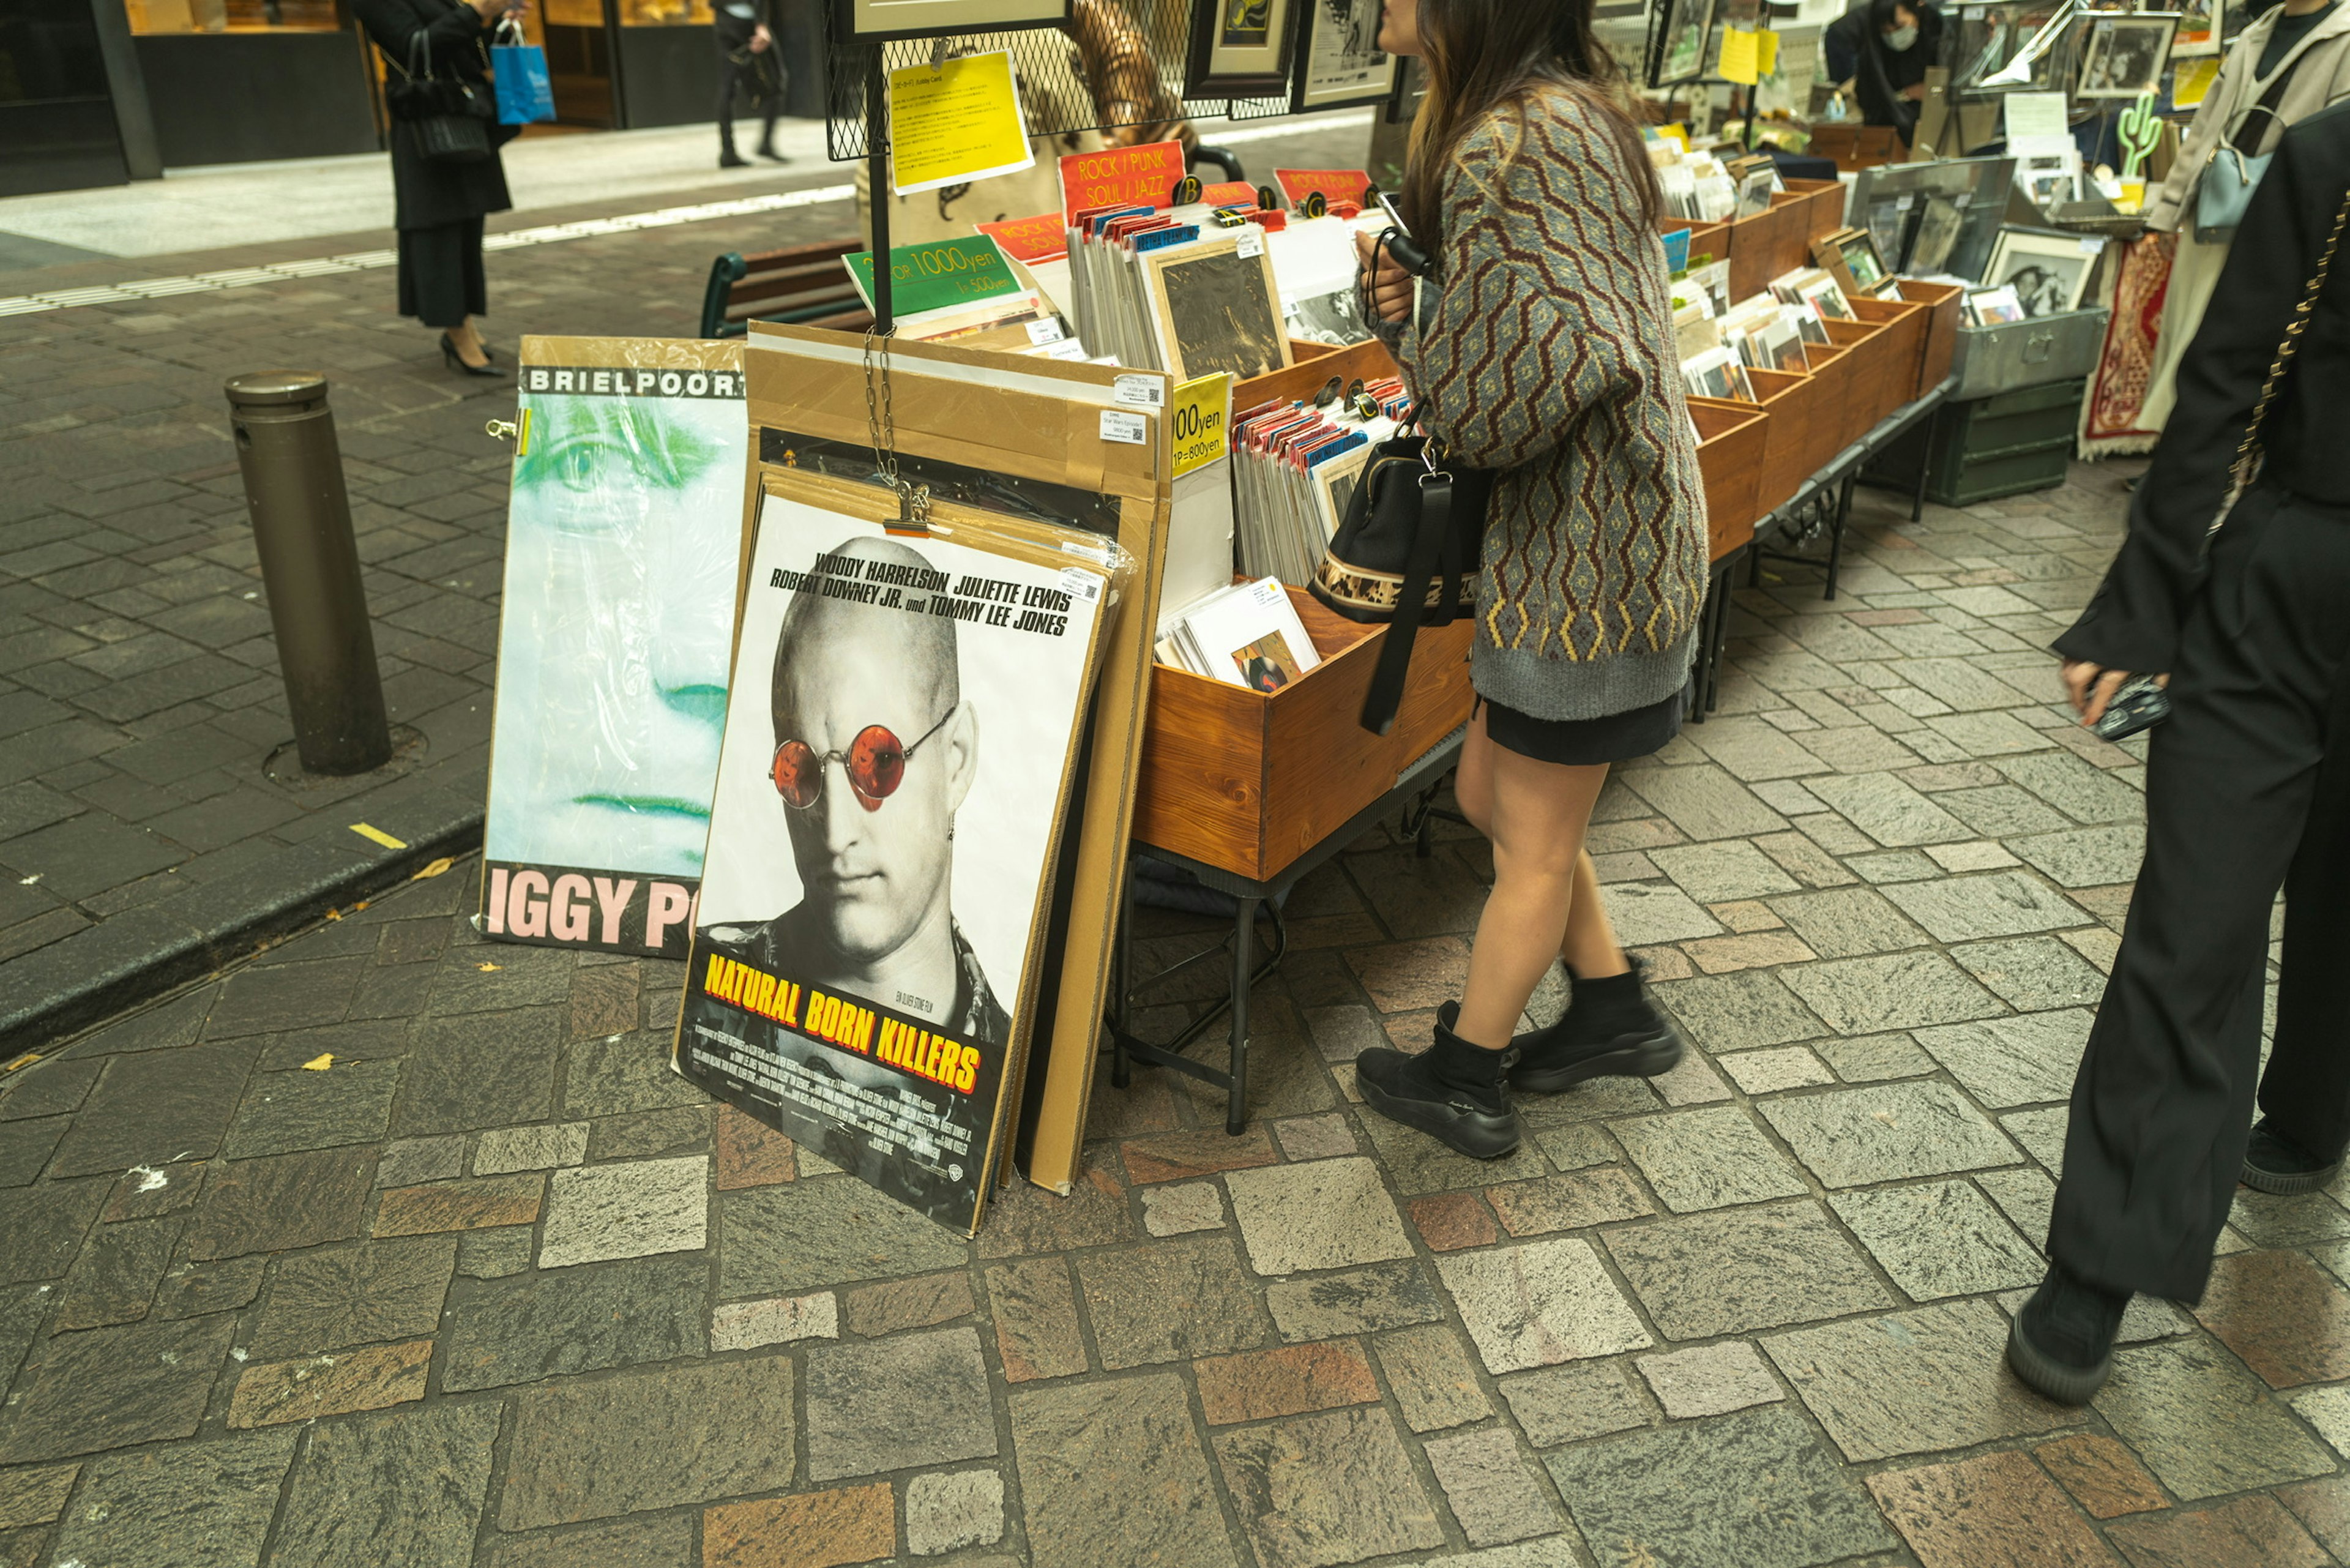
[6, 450, 2349, 1566]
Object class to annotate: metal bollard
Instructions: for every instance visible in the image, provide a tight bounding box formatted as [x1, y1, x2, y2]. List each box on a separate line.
[225, 372, 392, 776]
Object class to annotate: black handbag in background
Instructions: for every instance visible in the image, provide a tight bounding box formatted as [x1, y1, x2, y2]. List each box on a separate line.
[384, 30, 493, 165]
[1309, 422, 1491, 737]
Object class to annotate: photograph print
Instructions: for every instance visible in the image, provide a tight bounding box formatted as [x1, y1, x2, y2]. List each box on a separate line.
[1285, 282, 1376, 347]
[2076, 13, 2176, 97]
[676, 481, 1110, 1230]
[1985, 228, 2097, 316]
[1292, 0, 1401, 111]
[1187, 0, 1298, 97]
[1148, 234, 1294, 382]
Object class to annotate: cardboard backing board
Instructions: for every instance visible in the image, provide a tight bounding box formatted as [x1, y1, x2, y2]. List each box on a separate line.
[1140, 231, 1294, 385]
[736, 324, 1173, 1197]
[480, 337, 748, 957]
[673, 469, 1117, 1233]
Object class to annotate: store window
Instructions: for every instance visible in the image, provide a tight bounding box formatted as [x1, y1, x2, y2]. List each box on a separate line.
[127, 0, 343, 32]
[613, 0, 715, 20]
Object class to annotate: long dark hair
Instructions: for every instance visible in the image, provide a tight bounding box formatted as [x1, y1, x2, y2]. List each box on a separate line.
[1398, 0, 1662, 250]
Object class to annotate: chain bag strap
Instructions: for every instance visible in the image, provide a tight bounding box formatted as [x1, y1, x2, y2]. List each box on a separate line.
[2215, 180, 2350, 528]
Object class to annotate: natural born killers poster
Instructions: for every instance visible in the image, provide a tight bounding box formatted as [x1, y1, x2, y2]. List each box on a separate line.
[673, 477, 1113, 1230]
[479, 338, 746, 957]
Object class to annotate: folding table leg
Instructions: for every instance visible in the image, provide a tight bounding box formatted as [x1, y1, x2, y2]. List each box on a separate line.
[1912, 409, 1938, 521]
[1226, 895, 1257, 1135]
[1824, 475, 1856, 601]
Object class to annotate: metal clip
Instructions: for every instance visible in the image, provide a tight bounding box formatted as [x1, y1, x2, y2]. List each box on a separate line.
[483, 419, 518, 442]
[897, 482, 933, 532]
[930, 34, 952, 68]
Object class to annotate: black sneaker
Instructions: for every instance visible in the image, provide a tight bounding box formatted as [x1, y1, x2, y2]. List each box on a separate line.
[1355, 1007, 1522, 1160]
[2005, 1267, 2130, 1405]
[2244, 1117, 2343, 1195]
[1507, 956, 1684, 1094]
[719, 149, 750, 169]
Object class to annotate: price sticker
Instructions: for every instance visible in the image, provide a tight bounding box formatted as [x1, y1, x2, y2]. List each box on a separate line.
[1168, 371, 1232, 479]
[1026, 318, 1067, 345]
[1099, 409, 1148, 444]
[1236, 228, 1265, 259]
[1112, 373, 1165, 409]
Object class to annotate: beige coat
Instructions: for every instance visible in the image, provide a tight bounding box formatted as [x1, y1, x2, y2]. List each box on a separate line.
[2147, 2, 2350, 233]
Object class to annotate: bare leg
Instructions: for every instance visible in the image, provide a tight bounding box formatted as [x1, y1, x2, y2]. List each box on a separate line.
[1453, 724, 1611, 1051]
[1560, 851, 1631, 980]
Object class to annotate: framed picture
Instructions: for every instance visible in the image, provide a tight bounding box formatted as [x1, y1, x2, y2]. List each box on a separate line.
[1290, 0, 1400, 111]
[1650, 0, 1716, 86]
[1983, 226, 2101, 316]
[1187, 0, 1300, 99]
[2173, 0, 2221, 55]
[834, 0, 1071, 43]
[2075, 12, 2177, 99]
[1140, 231, 1294, 383]
[1814, 225, 1895, 301]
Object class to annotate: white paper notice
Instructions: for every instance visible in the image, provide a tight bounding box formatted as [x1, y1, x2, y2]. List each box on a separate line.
[2005, 92, 2070, 148]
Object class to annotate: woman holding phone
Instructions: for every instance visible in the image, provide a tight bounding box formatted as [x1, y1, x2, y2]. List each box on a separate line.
[1348, 0, 1710, 1158]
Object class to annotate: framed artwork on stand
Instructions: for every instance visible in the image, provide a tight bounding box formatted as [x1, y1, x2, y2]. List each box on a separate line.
[1649, 0, 1716, 86]
[1291, 0, 1400, 111]
[1186, 0, 1300, 99]
[1983, 226, 2103, 316]
[2075, 12, 2178, 98]
[833, 0, 1071, 43]
[2173, 0, 2220, 56]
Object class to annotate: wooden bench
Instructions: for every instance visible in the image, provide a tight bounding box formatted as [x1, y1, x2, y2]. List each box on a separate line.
[699, 237, 871, 339]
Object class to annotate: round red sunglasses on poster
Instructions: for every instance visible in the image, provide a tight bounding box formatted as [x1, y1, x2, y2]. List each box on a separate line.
[770, 709, 954, 812]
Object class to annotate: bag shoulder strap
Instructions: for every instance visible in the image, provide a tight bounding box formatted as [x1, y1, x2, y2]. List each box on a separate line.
[2228, 181, 2350, 498]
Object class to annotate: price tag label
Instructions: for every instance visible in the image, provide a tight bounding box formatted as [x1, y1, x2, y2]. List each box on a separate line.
[1099, 409, 1148, 444]
[1112, 374, 1165, 409]
[1059, 565, 1103, 602]
[1026, 318, 1067, 345]
[1236, 228, 1265, 260]
[1168, 371, 1232, 479]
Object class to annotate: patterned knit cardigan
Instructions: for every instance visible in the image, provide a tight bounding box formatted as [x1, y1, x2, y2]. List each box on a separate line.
[1391, 84, 1710, 723]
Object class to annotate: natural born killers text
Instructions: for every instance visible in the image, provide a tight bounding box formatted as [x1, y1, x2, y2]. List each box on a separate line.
[767, 550, 1087, 638]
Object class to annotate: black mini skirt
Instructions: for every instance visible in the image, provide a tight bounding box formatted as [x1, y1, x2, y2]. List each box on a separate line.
[1475, 689, 1685, 765]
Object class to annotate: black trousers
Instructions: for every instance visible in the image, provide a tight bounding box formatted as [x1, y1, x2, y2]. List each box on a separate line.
[2050, 485, 2350, 1302]
[397, 217, 487, 330]
[715, 13, 781, 151]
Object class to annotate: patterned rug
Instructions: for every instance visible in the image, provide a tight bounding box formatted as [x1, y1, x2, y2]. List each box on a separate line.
[2081, 231, 2177, 457]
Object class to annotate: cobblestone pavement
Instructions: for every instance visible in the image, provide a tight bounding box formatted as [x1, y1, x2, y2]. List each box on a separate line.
[0, 116, 1367, 1043]
[6, 461, 2349, 1567]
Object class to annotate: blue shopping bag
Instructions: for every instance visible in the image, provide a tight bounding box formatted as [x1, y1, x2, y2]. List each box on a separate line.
[491, 21, 556, 125]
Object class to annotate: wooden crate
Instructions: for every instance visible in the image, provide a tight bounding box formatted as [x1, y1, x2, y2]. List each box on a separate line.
[1727, 189, 1834, 302]
[1821, 316, 1900, 447]
[1850, 294, 1931, 413]
[1807, 124, 1908, 172]
[1783, 179, 1848, 242]
[1896, 278, 1965, 398]
[1237, 338, 1403, 412]
[1690, 400, 1767, 558]
[1133, 586, 1474, 881]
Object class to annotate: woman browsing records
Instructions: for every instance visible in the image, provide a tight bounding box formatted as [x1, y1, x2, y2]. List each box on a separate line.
[1349, 0, 1710, 1159]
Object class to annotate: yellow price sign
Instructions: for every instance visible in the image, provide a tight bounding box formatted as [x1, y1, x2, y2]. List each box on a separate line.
[888, 50, 1034, 196]
[1169, 373, 1231, 479]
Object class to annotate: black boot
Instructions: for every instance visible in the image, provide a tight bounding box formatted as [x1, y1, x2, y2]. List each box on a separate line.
[2243, 1116, 2343, 1195]
[756, 137, 787, 163]
[1508, 956, 1683, 1094]
[719, 144, 750, 169]
[2006, 1266, 2130, 1405]
[1355, 1007, 1521, 1160]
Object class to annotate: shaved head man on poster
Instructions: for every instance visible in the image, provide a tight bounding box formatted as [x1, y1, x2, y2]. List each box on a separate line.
[705, 536, 1011, 1059]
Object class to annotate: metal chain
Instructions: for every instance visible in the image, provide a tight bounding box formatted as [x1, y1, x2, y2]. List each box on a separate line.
[860, 324, 930, 529]
[2225, 184, 2350, 506]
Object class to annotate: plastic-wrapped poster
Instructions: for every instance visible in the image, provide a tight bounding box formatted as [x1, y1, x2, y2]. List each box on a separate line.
[479, 338, 747, 956]
[674, 474, 1117, 1231]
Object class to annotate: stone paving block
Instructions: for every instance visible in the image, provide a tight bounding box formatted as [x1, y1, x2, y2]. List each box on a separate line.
[1267, 1258, 1447, 1342]
[152, 1253, 265, 1320]
[1544, 1405, 1897, 1568]
[1376, 1323, 1490, 1433]
[986, 1256, 1087, 1381]
[2034, 1433, 2166, 1518]
[1623, 763, 1789, 842]
[1804, 772, 1972, 847]
[537, 1154, 706, 1268]
[805, 1326, 998, 1482]
[714, 1104, 796, 1189]
[1651, 840, 1802, 903]
[1076, 1233, 1270, 1368]
[1423, 1425, 1561, 1548]
[1762, 1080, 2022, 1187]
[1753, 828, 1862, 888]
[1780, 950, 2008, 1034]
[2280, 1476, 2350, 1561]
[487, 1516, 693, 1568]
[0, 1116, 65, 1187]
[47, 1040, 253, 1178]
[1436, 1236, 1651, 1373]
[1215, 1405, 1445, 1568]
[227, 1339, 434, 1427]
[1194, 1340, 1380, 1424]
[2292, 1383, 2350, 1458]
[1606, 1200, 1891, 1339]
[1498, 1360, 1650, 1447]
[1828, 1179, 2045, 1299]
[2105, 1495, 2330, 1568]
[1913, 1009, 2092, 1110]
[47, 1430, 297, 1568]
[375, 1172, 544, 1236]
[473, 1121, 589, 1174]
[250, 1234, 457, 1356]
[974, 1163, 1133, 1256]
[2001, 1105, 2070, 1176]
[1635, 1340, 1783, 1418]
[440, 1253, 707, 1392]
[501, 1355, 795, 1529]
[394, 1009, 561, 1135]
[2191, 1249, 2350, 1388]
[1953, 935, 2110, 1011]
[703, 1482, 895, 1568]
[375, 1135, 465, 1189]
[1345, 936, 1472, 1012]
[1225, 1156, 1412, 1276]
[1012, 1372, 1234, 1568]
[1682, 930, 1818, 973]
[1815, 1030, 1938, 1081]
[841, 1270, 974, 1337]
[0, 1312, 234, 1463]
[2011, 826, 2146, 889]
[718, 1178, 966, 1297]
[1681, 713, 1833, 781]
[1528, 1122, 1617, 1172]
[1141, 1180, 1228, 1236]
[51, 1212, 174, 1329]
[1764, 1299, 2081, 1461]
[1865, 1449, 2121, 1568]
[1272, 1112, 1358, 1162]
[1879, 869, 2089, 944]
[906, 1469, 1005, 1556]
[1602, 882, 1726, 946]
[1119, 1124, 1280, 1185]
[2229, 1187, 2350, 1249]
[1357, 1105, 1549, 1194]
[1991, 750, 2146, 823]
[270, 1400, 504, 1568]
[186, 1146, 375, 1259]
[589, 1105, 712, 1162]
[0, 1463, 76, 1531]
[1610, 1105, 1807, 1212]
[220, 1059, 400, 1160]
[712, 1291, 838, 1350]
[1650, 969, 1825, 1052]
[1717, 1045, 1835, 1094]
[1483, 1166, 1651, 1235]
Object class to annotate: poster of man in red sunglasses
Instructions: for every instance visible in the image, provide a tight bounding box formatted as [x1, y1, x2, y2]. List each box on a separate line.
[677, 488, 1110, 1228]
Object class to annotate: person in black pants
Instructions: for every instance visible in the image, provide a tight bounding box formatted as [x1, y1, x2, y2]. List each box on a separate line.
[715, 0, 785, 169]
[2005, 100, 2350, 1405]
[352, 0, 521, 377]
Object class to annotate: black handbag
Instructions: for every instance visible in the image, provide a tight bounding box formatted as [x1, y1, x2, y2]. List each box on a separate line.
[1309, 422, 1491, 736]
[384, 30, 494, 165]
